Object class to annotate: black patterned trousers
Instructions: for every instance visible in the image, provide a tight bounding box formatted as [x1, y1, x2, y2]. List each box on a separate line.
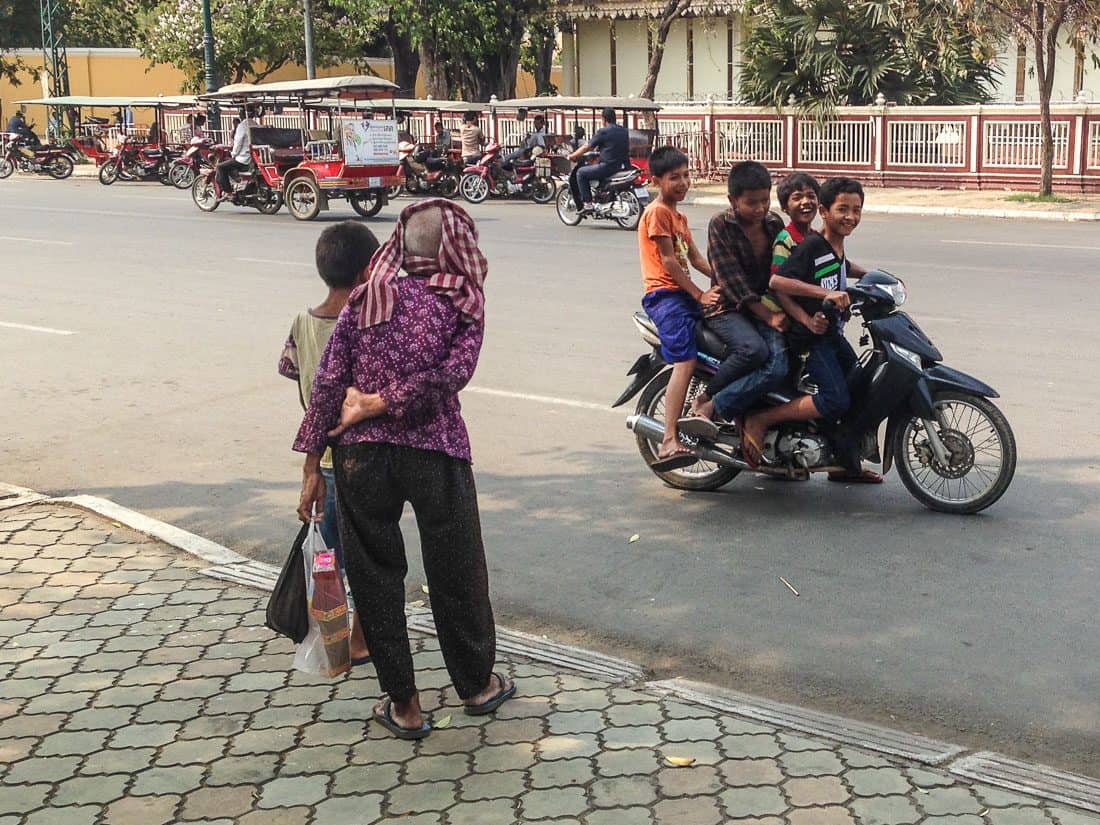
[333, 442, 496, 703]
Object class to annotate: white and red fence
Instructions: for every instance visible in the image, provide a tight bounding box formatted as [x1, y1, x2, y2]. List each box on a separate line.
[638, 104, 1100, 192]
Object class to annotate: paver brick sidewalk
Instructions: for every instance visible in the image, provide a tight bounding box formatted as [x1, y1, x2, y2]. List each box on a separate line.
[1, 501, 1097, 825]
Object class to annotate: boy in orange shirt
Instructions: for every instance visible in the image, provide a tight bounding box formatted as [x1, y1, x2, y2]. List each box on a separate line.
[638, 146, 718, 469]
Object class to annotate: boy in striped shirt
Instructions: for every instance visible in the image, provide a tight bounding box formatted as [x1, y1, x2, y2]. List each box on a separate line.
[740, 177, 881, 482]
[771, 172, 821, 277]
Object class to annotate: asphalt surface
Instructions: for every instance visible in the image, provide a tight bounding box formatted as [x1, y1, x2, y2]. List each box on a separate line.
[2, 175, 1097, 774]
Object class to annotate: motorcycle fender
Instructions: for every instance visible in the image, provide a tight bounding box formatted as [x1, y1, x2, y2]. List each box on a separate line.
[612, 351, 666, 408]
[923, 364, 999, 399]
[881, 409, 909, 475]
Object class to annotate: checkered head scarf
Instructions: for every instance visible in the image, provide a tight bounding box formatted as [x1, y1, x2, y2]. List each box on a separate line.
[350, 198, 488, 329]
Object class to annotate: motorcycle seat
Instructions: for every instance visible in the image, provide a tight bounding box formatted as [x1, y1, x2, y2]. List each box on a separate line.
[606, 169, 639, 185]
[425, 157, 447, 171]
[695, 320, 730, 360]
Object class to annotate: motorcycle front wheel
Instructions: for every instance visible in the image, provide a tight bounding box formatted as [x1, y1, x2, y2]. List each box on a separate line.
[635, 370, 741, 492]
[459, 173, 490, 204]
[892, 390, 1016, 514]
[169, 160, 196, 190]
[191, 174, 220, 212]
[0, 157, 13, 179]
[614, 190, 643, 230]
[48, 155, 74, 179]
[555, 186, 582, 226]
[531, 177, 556, 204]
[99, 160, 120, 185]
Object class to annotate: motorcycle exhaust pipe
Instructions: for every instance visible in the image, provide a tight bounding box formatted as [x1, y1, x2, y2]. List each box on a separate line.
[626, 414, 750, 471]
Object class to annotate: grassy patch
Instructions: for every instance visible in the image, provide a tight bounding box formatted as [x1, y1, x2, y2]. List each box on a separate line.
[1003, 193, 1076, 204]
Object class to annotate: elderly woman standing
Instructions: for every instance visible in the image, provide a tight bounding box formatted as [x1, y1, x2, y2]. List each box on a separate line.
[295, 199, 514, 739]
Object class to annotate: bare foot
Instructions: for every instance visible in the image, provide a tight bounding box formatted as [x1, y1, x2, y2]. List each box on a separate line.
[373, 694, 422, 730]
[657, 435, 693, 461]
[464, 673, 514, 708]
[349, 610, 370, 662]
[690, 396, 715, 419]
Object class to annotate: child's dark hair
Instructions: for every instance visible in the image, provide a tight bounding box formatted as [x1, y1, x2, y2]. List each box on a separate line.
[727, 161, 772, 197]
[819, 176, 865, 208]
[650, 145, 689, 178]
[315, 221, 380, 289]
[777, 172, 820, 211]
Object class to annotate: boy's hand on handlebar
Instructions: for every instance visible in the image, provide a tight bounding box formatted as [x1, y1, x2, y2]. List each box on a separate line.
[809, 312, 830, 335]
[825, 291, 851, 310]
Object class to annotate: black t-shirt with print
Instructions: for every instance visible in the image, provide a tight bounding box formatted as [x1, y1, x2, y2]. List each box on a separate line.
[777, 232, 847, 347]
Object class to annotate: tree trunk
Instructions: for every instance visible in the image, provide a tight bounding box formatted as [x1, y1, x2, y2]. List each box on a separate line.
[419, 38, 450, 99]
[384, 19, 420, 94]
[533, 30, 556, 94]
[639, 0, 693, 100]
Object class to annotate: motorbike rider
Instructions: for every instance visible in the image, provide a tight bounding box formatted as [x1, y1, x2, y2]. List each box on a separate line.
[501, 114, 547, 176]
[432, 121, 452, 155]
[460, 111, 485, 166]
[6, 107, 39, 147]
[216, 105, 259, 198]
[568, 107, 630, 214]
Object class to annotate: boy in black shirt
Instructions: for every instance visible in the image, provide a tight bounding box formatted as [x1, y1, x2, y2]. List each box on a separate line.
[740, 178, 880, 482]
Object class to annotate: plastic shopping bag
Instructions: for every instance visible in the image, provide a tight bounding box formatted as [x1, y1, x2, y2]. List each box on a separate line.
[265, 523, 310, 643]
[293, 518, 351, 677]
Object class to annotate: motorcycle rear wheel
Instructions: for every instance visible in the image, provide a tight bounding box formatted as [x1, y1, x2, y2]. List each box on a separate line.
[460, 173, 490, 204]
[169, 160, 195, 190]
[635, 370, 741, 491]
[0, 158, 13, 179]
[531, 177, 556, 204]
[555, 186, 582, 226]
[614, 190, 643, 230]
[48, 155, 74, 179]
[255, 186, 283, 215]
[438, 173, 460, 199]
[892, 390, 1016, 514]
[191, 174, 220, 212]
[99, 160, 120, 185]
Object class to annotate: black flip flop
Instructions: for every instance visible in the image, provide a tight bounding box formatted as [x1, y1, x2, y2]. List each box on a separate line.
[651, 453, 698, 472]
[464, 672, 517, 716]
[677, 416, 720, 442]
[372, 698, 431, 740]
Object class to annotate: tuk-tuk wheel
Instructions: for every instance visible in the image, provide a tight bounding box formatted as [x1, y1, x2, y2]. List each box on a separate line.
[286, 177, 322, 221]
[349, 190, 384, 218]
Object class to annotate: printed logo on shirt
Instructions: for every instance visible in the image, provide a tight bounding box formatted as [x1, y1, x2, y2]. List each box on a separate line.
[814, 252, 842, 282]
[674, 234, 690, 274]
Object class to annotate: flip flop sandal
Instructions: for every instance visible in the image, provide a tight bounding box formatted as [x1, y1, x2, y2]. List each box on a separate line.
[464, 672, 517, 716]
[828, 469, 884, 484]
[651, 452, 699, 472]
[372, 698, 432, 740]
[737, 421, 764, 470]
[677, 416, 721, 442]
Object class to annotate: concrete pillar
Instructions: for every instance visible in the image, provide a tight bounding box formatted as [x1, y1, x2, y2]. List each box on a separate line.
[561, 30, 577, 96]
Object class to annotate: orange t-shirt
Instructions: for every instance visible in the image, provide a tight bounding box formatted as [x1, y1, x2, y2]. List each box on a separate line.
[639, 201, 692, 295]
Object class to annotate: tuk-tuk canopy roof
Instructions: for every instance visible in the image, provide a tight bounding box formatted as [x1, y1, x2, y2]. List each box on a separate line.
[202, 75, 398, 103]
[18, 95, 197, 109]
[493, 95, 661, 112]
[311, 97, 471, 112]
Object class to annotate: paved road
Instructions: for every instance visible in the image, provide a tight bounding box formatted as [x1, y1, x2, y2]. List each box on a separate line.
[2, 176, 1097, 773]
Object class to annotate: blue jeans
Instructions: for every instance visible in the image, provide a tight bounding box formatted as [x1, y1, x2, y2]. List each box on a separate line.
[320, 466, 343, 568]
[574, 161, 618, 204]
[806, 334, 858, 420]
[712, 326, 789, 420]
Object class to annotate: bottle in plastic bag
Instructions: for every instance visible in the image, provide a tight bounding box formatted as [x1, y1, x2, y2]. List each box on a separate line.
[310, 549, 351, 674]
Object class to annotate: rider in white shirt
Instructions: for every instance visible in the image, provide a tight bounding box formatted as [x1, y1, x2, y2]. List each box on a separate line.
[216, 106, 260, 197]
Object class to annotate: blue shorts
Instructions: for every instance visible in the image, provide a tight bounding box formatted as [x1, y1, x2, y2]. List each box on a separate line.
[642, 289, 700, 364]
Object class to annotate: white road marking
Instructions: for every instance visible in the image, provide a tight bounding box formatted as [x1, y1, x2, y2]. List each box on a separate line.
[0, 321, 76, 335]
[235, 257, 312, 267]
[0, 235, 73, 246]
[942, 239, 1100, 252]
[465, 385, 617, 414]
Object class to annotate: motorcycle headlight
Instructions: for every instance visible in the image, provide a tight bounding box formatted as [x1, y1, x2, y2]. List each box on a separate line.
[884, 279, 907, 306]
[889, 342, 923, 370]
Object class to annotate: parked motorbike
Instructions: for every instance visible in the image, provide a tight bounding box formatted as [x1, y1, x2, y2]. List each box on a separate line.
[397, 141, 462, 198]
[458, 142, 556, 204]
[190, 164, 283, 215]
[0, 137, 74, 180]
[616, 271, 1016, 514]
[556, 154, 648, 231]
[168, 136, 219, 189]
[99, 137, 176, 185]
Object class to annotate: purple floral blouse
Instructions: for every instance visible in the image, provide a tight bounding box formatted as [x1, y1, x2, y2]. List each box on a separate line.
[293, 276, 484, 463]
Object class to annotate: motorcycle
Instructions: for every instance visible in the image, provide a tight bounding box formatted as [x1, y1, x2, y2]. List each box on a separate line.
[190, 163, 283, 215]
[397, 141, 462, 198]
[556, 153, 649, 231]
[168, 136, 219, 190]
[99, 137, 176, 186]
[458, 142, 556, 205]
[616, 271, 1016, 514]
[0, 136, 74, 180]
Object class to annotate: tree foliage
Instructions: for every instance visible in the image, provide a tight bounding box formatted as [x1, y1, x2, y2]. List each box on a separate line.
[520, 12, 559, 95]
[740, 0, 1003, 115]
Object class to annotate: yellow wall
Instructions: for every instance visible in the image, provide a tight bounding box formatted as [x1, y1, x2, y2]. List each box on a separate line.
[2, 48, 562, 125]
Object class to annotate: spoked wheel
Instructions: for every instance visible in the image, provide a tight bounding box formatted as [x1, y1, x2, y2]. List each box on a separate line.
[255, 185, 283, 215]
[388, 184, 403, 199]
[459, 173, 490, 204]
[0, 157, 15, 179]
[635, 371, 741, 491]
[99, 160, 120, 185]
[286, 177, 323, 221]
[892, 390, 1016, 514]
[169, 160, 196, 190]
[614, 190, 643, 230]
[531, 177, 556, 204]
[555, 186, 582, 226]
[48, 155, 74, 179]
[348, 189, 384, 217]
[438, 173, 460, 199]
[157, 163, 173, 185]
[191, 174, 220, 212]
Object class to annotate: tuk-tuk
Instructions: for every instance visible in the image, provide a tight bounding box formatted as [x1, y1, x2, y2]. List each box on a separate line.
[196, 76, 402, 220]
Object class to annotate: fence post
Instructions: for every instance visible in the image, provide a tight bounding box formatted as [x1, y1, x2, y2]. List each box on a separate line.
[785, 112, 796, 170]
